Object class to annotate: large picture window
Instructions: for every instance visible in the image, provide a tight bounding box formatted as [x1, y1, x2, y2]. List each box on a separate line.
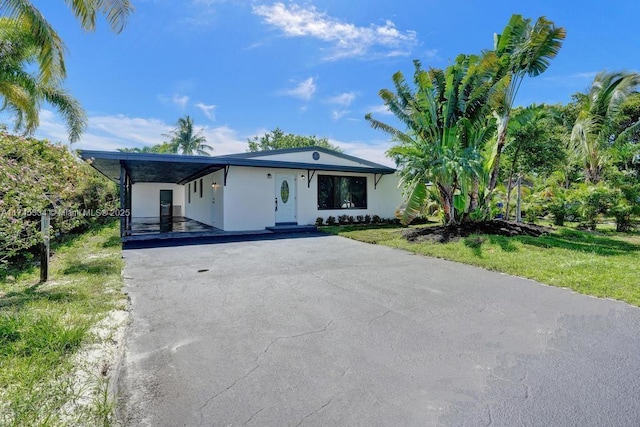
[318, 175, 367, 210]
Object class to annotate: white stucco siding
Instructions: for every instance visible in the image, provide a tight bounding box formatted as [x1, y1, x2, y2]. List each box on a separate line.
[296, 171, 403, 225]
[223, 166, 282, 231]
[131, 183, 185, 218]
[248, 151, 375, 168]
[184, 170, 225, 228]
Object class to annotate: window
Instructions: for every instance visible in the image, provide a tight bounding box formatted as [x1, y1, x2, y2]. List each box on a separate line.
[199, 179, 203, 198]
[188, 183, 191, 203]
[194, 180, 197, 193]
[318, 175, 367, 210]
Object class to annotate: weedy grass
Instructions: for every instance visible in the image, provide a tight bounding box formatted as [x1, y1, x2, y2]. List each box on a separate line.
[322, 222, 640, 307]
[0, 221, 124, 426]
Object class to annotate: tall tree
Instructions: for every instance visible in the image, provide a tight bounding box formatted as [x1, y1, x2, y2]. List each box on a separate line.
[570, 71, 640, 183]
[0, 18, 86, 141]
[247, 127, 343, 152]
[366, 56, 496, 225]
[117, 142, 178, 154]
[486, 15, 566, 199]
[164, 115, 212, 156]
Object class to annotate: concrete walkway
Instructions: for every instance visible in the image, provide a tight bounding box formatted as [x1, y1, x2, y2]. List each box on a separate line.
[118, 233, 640, 426]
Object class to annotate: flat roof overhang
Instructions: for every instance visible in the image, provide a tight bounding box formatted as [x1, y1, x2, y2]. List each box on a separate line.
[78, 150, 396, 184]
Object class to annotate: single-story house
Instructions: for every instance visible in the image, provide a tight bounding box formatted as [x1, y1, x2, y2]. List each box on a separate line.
[79, 146, 403, 236]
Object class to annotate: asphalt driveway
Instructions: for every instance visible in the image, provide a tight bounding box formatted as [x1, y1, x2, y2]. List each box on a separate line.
[118, 233, 640, 426]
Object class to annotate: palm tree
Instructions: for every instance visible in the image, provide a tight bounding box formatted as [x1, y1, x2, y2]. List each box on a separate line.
[366, 56, 496, 225]
[571, 71, 640, 183]
[0, 0, 133, 84]
[0, 18, 86, 141]
[485, 15, 566, 198]
[117, 142, 178, 154]
[164, 115, 213, 156]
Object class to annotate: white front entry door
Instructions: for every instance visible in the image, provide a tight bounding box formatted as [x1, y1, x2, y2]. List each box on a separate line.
[275, 173, 296, 224]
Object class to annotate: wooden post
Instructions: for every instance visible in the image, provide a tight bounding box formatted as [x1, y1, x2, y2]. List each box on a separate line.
[40, 210, 50, 282]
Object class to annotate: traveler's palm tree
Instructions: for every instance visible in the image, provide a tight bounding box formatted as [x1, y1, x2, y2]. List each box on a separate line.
[366, 56, 496, 225]
[571, 71, 640, 183]
[486, 14, 566, 195]
[0, 18, 86, 141]
[164, 115, 213, 156]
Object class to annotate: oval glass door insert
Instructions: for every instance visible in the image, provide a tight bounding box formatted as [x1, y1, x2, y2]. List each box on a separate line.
[281, 180, 290, 204]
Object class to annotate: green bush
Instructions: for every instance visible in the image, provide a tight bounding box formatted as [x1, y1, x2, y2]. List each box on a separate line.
[315, 217, 323, 226]
[0, 132, 118, 271]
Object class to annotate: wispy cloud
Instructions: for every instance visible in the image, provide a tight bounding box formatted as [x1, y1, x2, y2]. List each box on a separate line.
[329, 138, 394, 167]
[328, 92, 356, 106]
[158, 93, 190, 109]
[281, 77, 317, 101]
[195, 102, 216, 121]
[35, 110, 247, 154]
[543, 71, 598, 84]
[367, 104, 392, 116]
[253, 2, 418, 60]
[331, 110, 349, 120]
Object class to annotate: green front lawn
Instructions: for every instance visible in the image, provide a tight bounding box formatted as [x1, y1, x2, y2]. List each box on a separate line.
[0, 222, 125, 426]
[322, 224, 640, 307]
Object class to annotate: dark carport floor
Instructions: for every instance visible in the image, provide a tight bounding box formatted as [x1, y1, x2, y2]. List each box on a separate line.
[117, 234, 640, 426]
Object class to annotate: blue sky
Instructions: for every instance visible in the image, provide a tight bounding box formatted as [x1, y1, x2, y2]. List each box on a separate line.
[29, 0, 640, 166]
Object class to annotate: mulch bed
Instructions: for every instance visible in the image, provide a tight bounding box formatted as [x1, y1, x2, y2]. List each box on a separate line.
[402, 220, 552, 243]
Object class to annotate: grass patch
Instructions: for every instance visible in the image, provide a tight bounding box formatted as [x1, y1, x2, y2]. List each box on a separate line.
[0, 221, 124, 426]
[321, 223, 640, 307]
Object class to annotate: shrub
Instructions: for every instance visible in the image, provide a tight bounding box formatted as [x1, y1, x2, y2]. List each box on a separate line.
[0, 132, 118, 271]
[315, 217, 324, 226]
[364, 215, 371, 224]
[356, 215, 364, 223]
[338, 214, 349, 225]
[372, 215, 381, 224]
[348, 215, 355, 224]
[326, 216, 336, 226]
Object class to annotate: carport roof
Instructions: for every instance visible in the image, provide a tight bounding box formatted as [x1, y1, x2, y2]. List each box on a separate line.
[78, 147, 396, 184]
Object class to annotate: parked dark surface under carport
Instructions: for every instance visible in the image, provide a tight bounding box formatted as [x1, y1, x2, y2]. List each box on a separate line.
[118, 232, 640, 426]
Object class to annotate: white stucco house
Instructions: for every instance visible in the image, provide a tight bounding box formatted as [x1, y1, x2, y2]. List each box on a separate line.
[79, 146, 402, 236]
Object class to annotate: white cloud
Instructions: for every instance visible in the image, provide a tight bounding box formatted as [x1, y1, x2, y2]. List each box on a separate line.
[331, 110, 349, 120]
[195, 102, 216, 121]
[281, 77, 316, 101]
[328, 92, 356, 106]
[34, 110, 247, 155]
[158, 93, 190, 109]
[253, 2, 418, 60]
[367, 104, 392, 116]
[329, 138, 395, 167]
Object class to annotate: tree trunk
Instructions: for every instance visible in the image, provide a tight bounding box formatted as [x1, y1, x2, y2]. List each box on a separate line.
[487, 117, 509, 194]
[504, 145, 521, 220]
[469, 176, 479, 211]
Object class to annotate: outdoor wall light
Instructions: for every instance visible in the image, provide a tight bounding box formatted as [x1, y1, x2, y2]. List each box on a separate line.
[211, 182, 217, 189]
[267, 173, 272, 179]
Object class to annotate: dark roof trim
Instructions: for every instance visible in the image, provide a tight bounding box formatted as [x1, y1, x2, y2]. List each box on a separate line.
[219, 145, 390, 170]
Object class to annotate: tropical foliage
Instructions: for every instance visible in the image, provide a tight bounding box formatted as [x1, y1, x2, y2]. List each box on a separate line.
[0, 131, 118, 272]
[162, 115, 212, 156]
[366, 55, 497, 224]
[0, 0, 132, 141]
[570, 71, 640, 184]
[0, 18, 86, 141]
[248, 127, 343, 152]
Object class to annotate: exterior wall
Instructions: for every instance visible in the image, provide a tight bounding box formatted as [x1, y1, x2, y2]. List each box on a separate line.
[131, 183, 185, 218]
[183, 170, 225, 229]
[223, 166, 278, 231]
[297, 171, 402, 225]
[248, 151, 370, 168]
[221, 166, 402, 231]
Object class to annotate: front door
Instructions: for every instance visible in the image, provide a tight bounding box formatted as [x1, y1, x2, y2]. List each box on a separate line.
[159, 190, 173, 232]
[275, 174, 296, 224]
